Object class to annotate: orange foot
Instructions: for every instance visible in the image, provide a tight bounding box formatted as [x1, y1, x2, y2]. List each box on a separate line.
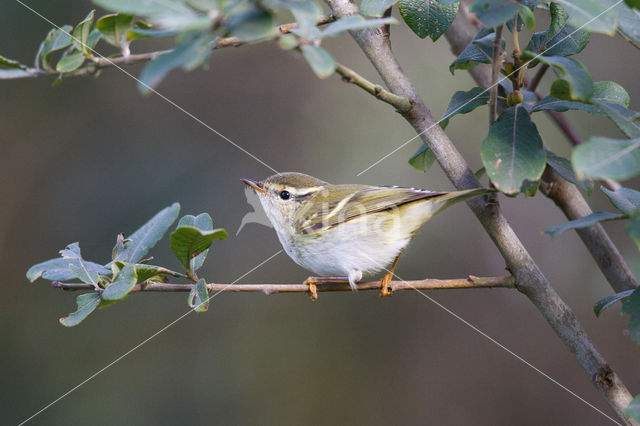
[380, 253, 401, 297]
[303, 278, 319, 301]
[380, 271, 393, 297]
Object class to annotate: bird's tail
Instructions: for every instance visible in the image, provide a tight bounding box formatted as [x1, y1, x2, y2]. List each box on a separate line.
[429, 187, 495, 217]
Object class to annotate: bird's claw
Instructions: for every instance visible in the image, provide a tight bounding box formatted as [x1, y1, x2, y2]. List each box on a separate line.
[303, 278, 318, 301]
[380, 272, 393, 297]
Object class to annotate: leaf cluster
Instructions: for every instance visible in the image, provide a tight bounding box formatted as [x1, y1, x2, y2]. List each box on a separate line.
[27, 204, 228, 326]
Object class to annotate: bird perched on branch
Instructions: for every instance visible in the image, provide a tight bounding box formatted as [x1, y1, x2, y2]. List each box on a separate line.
[242, 172, 492, 299]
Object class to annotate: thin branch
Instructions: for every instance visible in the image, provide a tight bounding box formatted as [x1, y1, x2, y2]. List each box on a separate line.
[14, 14, 336, 79]
[326, 0, 635, 422]
[335, 63, 413, 112]
[52, 275, 516, 295]
[527, 63, 548, 92]
[489, 25, 504, 125]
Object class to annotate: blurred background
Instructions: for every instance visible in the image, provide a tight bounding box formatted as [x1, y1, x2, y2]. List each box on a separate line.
[2, 1, 640, 425]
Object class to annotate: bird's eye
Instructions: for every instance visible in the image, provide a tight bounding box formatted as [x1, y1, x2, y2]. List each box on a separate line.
[280, 190, 291, 200]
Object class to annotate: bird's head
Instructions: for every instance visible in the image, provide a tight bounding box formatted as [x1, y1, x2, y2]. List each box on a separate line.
[241, 172, 329, 234]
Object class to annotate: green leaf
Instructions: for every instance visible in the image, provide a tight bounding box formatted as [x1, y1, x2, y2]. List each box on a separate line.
[526, 4, 589, 58]
[591, 101, 640, 138]
[59, 293, 101, 327]
[321, 15, 396, 38]
[170, 225, 228, 270]
[133, 264, 186, 282]
[594, 289, 635, 317]
[92, 0, 194, 16]
[27, 258, 109, 283]
[176, 213, 214, 271]
[398, 0, 459, 41]
[193, 278, 210, 312]
[60, 243, 101, 286]
[546, 150, 593, 194]
[601, 186, 640, 214]
[625, 395, 640, 423]
[469, 0, 519, 28]
[572, 137, 640, 181]
[531, 96, 600, 114]
[625, 0, 640, 8]
[450, 29, 503, 73]
[279, 34, 298, 50]
[553, 0, 618, 35]
[0, 55, 28, 70]
[186, 0, 219, 11]
[138, 31, 214, 93]
[228, 7, 276, 41]
[517, 5, 535, 30]
[96, 13, 134, 48]
[115, 203, 181, 263]
[0, 55, 34, 79]
[622, 287, 640, 344]
[617, 4, 640, 49]
[628, 212, 640, 249]
[361, 0, 399, 17]
[543, 211, 625, 237]
[73, 10, 96, 56]
[56, 51, 85, 72]
[480, 106, 546, 195]
[590, 81, 630, 107]
[300, 45, 336, 79]
[408, 144, 436, 172]
[102, 264, 137, 301]
[532, 55, 593, 102]
[440, 87, 489, 124]
[38, 26, 73, 72]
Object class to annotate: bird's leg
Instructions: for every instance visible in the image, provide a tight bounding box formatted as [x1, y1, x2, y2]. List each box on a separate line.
[380, 254, 401, 297]
[302, 276, 349, 301]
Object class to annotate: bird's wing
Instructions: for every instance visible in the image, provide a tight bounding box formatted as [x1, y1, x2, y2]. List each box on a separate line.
[295, 185, 446, 234]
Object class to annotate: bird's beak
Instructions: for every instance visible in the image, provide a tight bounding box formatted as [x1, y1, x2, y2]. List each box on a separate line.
[241, 178, 266, 194]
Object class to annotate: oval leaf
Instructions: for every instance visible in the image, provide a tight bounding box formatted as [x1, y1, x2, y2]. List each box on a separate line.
[399, 0, 459, 41]
[115, 203, 181, 263]
[170, 226, 228, 270]
[300, 45, 335, 79]
[102, 264, 137, 301]
[408, 144, 436, 172]
[59, 293, 101, 327]
[480, 106, 546, 195]
[601, 186, 640, 214]
[572, 136, 640, 181]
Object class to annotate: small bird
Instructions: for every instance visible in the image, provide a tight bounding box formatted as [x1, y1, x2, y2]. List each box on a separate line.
[241, 172, 492, 299]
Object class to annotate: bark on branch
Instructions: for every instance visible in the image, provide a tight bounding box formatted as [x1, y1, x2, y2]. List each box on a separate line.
[324, 0, 635, 422]
[52, 275, 515, 295]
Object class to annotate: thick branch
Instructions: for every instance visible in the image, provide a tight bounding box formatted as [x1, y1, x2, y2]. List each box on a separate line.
[326, 0, 635, 422]
[52, 275, 515, 294]
[335, 63, 413, 112]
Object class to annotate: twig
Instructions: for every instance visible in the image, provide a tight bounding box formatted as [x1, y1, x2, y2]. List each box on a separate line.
[326, 0, 636, 422]
[489, 25, 504, 125]
[335, 63, 413, 112]
[527, 63, 548, 92]
[14, 14, 336, 79]
[52, 275, 516, 294]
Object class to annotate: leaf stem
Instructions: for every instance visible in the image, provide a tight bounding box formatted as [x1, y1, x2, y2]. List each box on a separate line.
[489, 25, 504, 125]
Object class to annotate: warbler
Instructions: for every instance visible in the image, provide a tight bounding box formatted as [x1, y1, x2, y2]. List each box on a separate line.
[241, 172, 492, 299]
